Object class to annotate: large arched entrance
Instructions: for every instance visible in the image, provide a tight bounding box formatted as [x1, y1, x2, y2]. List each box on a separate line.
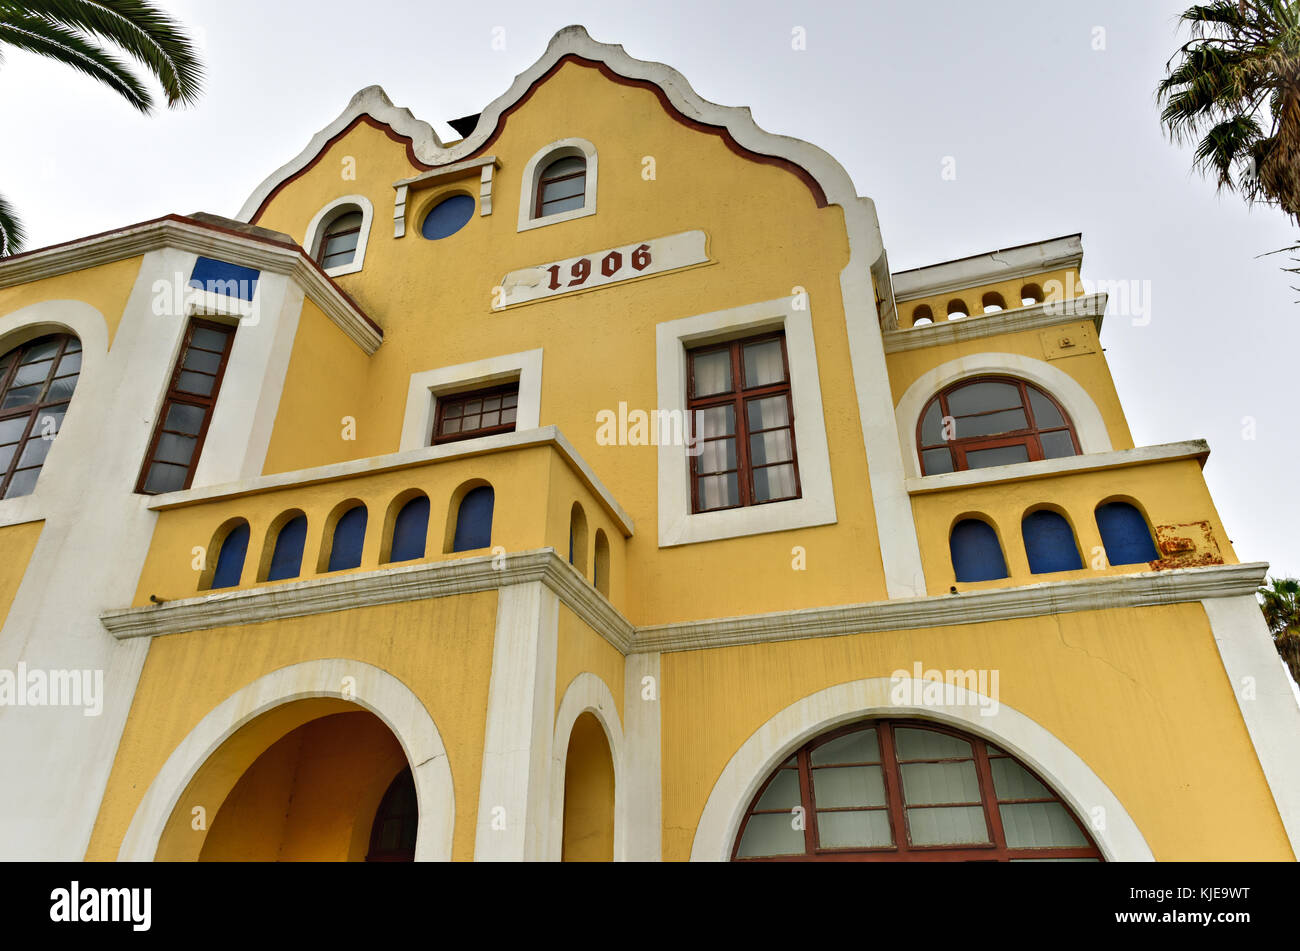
[732, 718, 1101, 862]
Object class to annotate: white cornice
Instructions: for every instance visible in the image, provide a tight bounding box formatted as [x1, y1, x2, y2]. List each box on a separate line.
[884, 293, 1106, 352]
[905, 440, 1210, 494]
[144, 424, 635, 538]
[101, 548, 1267, 659]
[0, 217, 382, 354]
[393, 155, 499, 190]
[891, 234, 1084, 301]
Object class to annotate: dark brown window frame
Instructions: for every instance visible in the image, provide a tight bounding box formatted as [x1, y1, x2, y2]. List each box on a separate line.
[431, 381, 520, 445]
[135, 318, 236, 495]
[917, 375, 1080, 476]
[0, 333, 81, 500]
[732, 719, 1103, 862]
[533, 156, 587, 219]
[317, 210, 363, 270]
[687, 331, 802, 513]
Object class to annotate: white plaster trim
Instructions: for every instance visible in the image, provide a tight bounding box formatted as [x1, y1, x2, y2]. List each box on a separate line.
[621, 652, 662, 860]
[906, 440, 1210, 495]
[891, 234, 1084, 301]
[1201, 596, 1300, 856]
[117, 659, 455, 861]
[516, 137, 599, 232]
[393, 156, 499, 236]
[885, 293, 1106, 350]
[303, 194, 375, 278]
[547, 672, 626, 861]
[655, 296, 836, 547]
[399, 348, 542, 452]
[689, 676, 1153, 862]
[894, 351, 1114, 480]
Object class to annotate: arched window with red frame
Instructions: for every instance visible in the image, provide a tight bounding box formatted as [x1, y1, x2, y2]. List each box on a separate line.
[0, 332, 82, 500]
[534, 155, 587, 218]
[732, 719, 1102, 862]
[917, 377, 1079, 475]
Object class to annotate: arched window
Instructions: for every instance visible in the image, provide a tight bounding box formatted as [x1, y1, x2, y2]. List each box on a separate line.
[946, 299, 969, 320]
[210, 520, 250, 590]
[1020, 283, 1044, 306]
[981, 292, 1006, 313]
[0, 333, 82, 499]
[950, 518, 1008, 583]
[265, 512, 308, 581]
[1096, 501, 1157, 566]
[733, 719, 1101, 861]
[451, 485, 493, 552]
[1023, 509, 1083, 574]
[366, 766, 418, 862]
[325, 503, 367, 572]
[387, 494, 429, 563]
[917, 377, 1079, 475]
[569, 502, 588, 576]
[317, 209, 363, 270]
[535, 155, 587, 219]
[911, 304, 934, 327]
[593, 529, 610, 597]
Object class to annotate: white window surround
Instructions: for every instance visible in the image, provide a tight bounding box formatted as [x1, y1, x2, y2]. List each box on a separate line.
[656, 296, 836, 547]
[517, 138, 598, 233]
[399, 348, 543, 452]
[303, 194, 375, 278]
[894, 352, 1114, 480]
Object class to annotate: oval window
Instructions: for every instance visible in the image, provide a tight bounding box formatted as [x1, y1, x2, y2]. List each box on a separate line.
[421, 194, 475, 240]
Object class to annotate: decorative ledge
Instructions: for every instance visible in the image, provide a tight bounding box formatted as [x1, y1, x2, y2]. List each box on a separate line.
[891, 234, 1084, 301]
[884, 293, 1106, 352]
[905, 440, 1210, 495]
[393, 156, 500, 236]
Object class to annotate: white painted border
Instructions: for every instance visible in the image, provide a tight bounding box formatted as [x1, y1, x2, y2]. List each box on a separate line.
[621, 652, 662, 860]
[894, 352, 1114, 479]
[398, 348, 543, 452]
[117, 659, 455, 861]
[690, 676, 1153, 862]
[547, 671, 627, 860]
[303, 195, 375, 278]
[516, 137, 599, 232]
[655, 296, 836, 547]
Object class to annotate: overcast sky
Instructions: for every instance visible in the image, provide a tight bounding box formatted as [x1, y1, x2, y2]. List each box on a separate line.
[1, 0, 1295, 578]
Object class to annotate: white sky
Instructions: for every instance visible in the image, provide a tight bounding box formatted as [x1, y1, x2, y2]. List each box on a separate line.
[1, 0, 1295, 578]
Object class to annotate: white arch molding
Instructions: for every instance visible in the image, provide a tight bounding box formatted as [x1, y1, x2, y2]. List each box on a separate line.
[303, 194, 375, 277]
[690, 677, 1154, 862]
[547, 672, 627, 861]
[517, 137, 599, 232]
[895, 352, 1114, 479]
[118, 659, 455, 861]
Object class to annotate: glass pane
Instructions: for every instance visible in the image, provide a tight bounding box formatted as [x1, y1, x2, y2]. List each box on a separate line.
[753, 463, 797, 502]
[964, 443, 1031, 469]
[183, 348, 223, 374]
[0, 443, 13, 471]
[747, 396, 789, 432]
[323, 231, 360, 256]
[922, 448, 954, 475]
[754, 769, 801, 810]
[501, 406, 516, 425]
[946, 381, 1022, 416]
[1040, 430, 1077, 459]
[900, 761, 981, 805]
[44, 377, 76, 403]
[2, 385, 43, 409]
[64, 337, 81, 354]
[743, 339, 785, 386]
[154, 432, 196, 466]
[691, 350, 731, 397]
[163, 403, 207, 436]
[177, 371, 215, 396]
[817, 810, 893, 849]
[12, 360, 53, 388]
[441, 417, 462, 435]
[812, 765, 886, 808]
[749, 429, 792, 466]
[954, 408, 1027, 438]
[1000, 802, 1089, 849]
[464, 399, 482, 416]
[1028, 388, 1064, 428]
[697, 437, 736, 475]
[540, 192, 584, 215]
[28, 406, 64, 437]
[541, 176, 585, 203]
[55, 351, 81, 378]
[694, 404, 734, 439]
[3, 467, 40, 498]
[327, 211, 363, 233]
[143, 462, 189, 494]
[920, 400, 944, 446]
[191, 327, 230, 352]
[893, 728, 972, 761]
[17, 435, 51, 468]
[735, 813, 805, 858]
[0, 415, 28, 443]
[697, 472, 738, 510]
[906, 806, 990, 846]
[542, 156, 585, 178]
[991, 758, 1051, 801]
[19, 339, 60, 364]
[810, 728, 880, 765]
[480, 410, 500, 428]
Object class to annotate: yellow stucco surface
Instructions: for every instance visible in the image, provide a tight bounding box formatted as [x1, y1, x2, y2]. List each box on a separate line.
[0, 256, 142, 348]
[0, 521, 42, 627]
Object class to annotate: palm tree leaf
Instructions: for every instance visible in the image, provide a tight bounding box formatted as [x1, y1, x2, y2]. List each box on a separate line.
[0, 193, 25, 257]
[0, 12, 151, 111]
[1, 0, 202, 108]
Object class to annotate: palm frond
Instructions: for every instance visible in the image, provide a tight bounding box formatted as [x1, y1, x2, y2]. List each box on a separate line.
[0, 11, 150, 110]
[0, 193, 25, 258]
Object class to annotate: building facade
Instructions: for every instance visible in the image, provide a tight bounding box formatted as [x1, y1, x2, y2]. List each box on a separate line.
[0, 26, 1296, 862]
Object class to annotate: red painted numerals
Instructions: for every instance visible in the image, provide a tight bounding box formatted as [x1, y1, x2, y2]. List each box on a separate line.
[544, 244, 654, 292]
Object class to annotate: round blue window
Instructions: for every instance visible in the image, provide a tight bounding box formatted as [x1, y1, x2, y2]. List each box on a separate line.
[421, 194, 475, 240]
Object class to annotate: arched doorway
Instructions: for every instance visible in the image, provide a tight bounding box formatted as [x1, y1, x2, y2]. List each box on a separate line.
[561, 712, 615, 861]
[366, 767, 418, 862]
[732, 719, 1101, 861]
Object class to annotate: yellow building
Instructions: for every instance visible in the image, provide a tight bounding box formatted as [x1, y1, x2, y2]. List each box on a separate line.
[0, 26, 1295, 862]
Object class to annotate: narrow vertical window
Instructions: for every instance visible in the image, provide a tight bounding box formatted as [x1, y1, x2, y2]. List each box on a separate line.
[326, 504, 367, 572]
[0, 333, 81, 499]
[534, 156, 586, 218]
[452, 485, 493, 552]
[1022, 510, 1083, 574]
[593, 529, 610, 597]
[266, 513, 308, 582]
[949, 518, 1008, 583]
[569, 502, 588, 575]
[388, 495, 430, 563]
[210, 521, 250, 590]
[137, 319, 235, 494]
[317, 210, 363, 269]
[1095, 501, 1157, 566]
